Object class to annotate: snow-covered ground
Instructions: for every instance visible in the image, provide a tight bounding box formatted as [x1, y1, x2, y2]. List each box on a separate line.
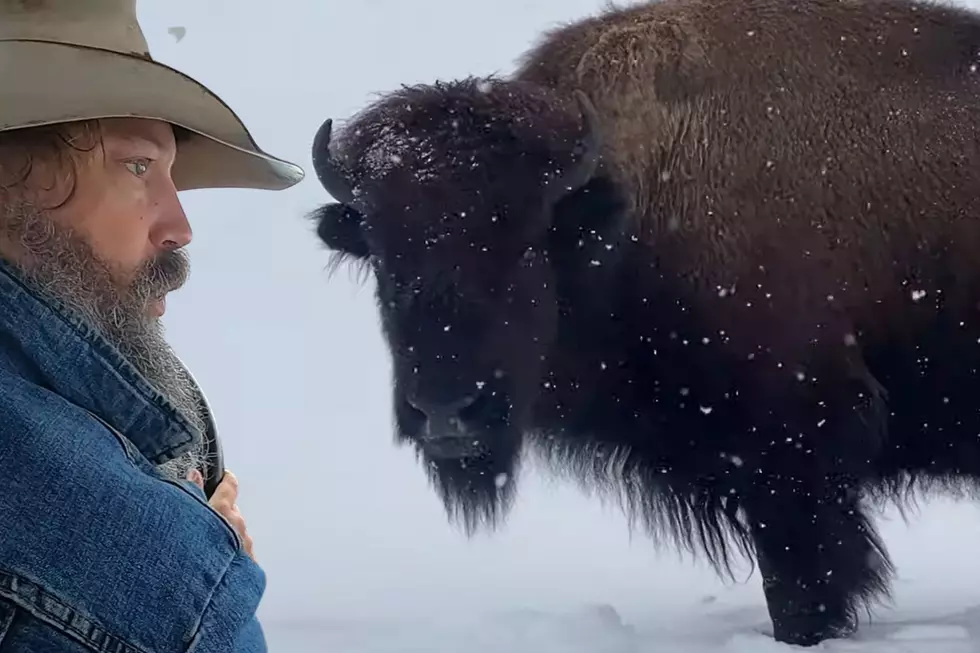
[258, 495, 980, 652]
[263, 602, 980, 653]
[136, 0, 980, 650]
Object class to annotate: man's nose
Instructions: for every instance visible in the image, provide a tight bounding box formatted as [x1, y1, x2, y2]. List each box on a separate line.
[152, 188, 192, 250]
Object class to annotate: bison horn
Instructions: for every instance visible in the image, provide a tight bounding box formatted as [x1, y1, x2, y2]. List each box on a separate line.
[543, 89, 602, 206]
[311, 118, 358, 206]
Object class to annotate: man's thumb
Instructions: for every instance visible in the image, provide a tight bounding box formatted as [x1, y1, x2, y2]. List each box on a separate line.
[186, 468, 204, 489]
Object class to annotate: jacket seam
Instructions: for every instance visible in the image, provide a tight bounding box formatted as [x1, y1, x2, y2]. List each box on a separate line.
[81, 407, 142, 466]
[0, 566, 148, 653]
[161, 476, 244, 550]
[83, 407, 244, 551]
[0, 599, 14, 641]
[184, 554, 236, 653]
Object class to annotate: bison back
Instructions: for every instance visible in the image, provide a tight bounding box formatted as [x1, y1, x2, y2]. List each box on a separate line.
[516, 0, 980, 337]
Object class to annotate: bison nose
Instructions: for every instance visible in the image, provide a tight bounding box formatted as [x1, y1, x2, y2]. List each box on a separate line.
[406, 394, 477, 439]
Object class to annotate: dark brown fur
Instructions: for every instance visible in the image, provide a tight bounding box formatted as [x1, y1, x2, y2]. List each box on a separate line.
[308, 0, 980, 645]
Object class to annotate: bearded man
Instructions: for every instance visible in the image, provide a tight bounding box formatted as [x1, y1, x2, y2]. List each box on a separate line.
[0, 1, 304, 651]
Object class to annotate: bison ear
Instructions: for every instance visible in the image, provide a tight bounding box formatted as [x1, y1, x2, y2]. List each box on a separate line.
[309, 202, 370, 259]
[546, 175, 629, 263]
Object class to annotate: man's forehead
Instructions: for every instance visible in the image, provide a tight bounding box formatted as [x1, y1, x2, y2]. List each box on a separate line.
[98, 117, 176, 149]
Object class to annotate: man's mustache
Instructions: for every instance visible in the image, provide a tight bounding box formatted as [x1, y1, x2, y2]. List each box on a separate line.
[131, 248, 190, 300]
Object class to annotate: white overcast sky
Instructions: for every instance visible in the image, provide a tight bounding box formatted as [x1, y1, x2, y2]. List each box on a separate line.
[136, 0, 980, 630]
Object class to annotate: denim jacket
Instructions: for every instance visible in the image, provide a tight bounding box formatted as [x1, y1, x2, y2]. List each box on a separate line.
[0, 257, 267, 653]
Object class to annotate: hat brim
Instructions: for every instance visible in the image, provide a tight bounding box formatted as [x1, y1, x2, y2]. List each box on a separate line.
[0, 40, 305, 192]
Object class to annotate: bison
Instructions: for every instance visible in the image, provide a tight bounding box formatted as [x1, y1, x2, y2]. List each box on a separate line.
[307, 0, 980, 645]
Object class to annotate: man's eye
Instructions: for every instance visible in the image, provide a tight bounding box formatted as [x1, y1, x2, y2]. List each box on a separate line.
[125, 160, 150, 177]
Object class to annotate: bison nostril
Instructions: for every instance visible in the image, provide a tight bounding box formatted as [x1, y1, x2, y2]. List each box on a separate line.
[406, 393, 476, 419]
[403, 398, 427, 423]
[405, 396, 425, 416]
[403, 394, 480, 439]
[458, 393, 489, 423]
[399, 388, 510, 450]
[451, 395, 477, 412]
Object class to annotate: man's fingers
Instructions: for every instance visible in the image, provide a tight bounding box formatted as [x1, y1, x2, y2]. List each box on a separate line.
[200, 470, 254, 562]
[224, 504, 256, 561]
[208, 470, 239, 510]
[226, 506, 247, 535]
[243, 533, 256, 561]
[221, 470, 239, 491]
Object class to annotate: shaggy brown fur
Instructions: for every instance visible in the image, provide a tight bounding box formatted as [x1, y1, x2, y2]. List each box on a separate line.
[308, 0, 980, 645]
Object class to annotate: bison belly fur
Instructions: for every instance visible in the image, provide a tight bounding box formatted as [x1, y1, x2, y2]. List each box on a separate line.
[307, 0, 980, 646]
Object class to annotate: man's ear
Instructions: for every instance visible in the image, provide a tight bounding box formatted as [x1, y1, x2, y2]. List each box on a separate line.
[309, 202, 370, 259]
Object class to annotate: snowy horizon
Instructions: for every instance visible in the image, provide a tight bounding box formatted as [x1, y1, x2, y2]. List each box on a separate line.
[139, 0, 980, 650]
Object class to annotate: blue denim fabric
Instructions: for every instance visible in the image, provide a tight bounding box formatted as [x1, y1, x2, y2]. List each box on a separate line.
[0, 257, 267, 653]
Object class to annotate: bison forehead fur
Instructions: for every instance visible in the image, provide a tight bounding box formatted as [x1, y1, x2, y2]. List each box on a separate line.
[309, 0, 980, 646]
[323, 77, 597, 265]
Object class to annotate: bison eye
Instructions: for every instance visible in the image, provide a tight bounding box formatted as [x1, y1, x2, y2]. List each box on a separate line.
[309, 202, 370, 259]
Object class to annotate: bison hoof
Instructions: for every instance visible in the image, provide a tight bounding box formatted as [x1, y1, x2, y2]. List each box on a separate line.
[772, 616, 857, 647]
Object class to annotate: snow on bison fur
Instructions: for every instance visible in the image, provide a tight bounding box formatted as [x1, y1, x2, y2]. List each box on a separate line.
[307, 0, 980, 645]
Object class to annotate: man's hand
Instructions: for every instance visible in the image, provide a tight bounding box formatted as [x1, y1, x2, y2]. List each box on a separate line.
[187, 468, 256, 562]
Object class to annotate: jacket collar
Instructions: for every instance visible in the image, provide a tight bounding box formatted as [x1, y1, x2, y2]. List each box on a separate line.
[0, 256, 201, 465]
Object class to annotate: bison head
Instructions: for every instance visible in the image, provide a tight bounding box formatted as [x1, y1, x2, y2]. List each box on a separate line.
[309, 77, 618, 531]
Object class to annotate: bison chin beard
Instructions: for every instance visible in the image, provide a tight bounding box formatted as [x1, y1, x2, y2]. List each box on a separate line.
[416, 434, 523, 536]
[394, 397, 524, 534]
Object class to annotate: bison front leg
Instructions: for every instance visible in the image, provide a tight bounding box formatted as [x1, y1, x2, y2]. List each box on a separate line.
[741, 471, 893, 646]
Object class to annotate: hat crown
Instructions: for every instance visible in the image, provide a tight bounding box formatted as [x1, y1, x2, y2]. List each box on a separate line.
[0, 0, 149, 56]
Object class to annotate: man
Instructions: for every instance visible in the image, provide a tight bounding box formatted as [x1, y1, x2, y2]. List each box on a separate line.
[0, 1, 304, 651]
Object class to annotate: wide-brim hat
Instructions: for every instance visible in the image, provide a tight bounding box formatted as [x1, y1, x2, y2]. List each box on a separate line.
[0, 0, 304, 192]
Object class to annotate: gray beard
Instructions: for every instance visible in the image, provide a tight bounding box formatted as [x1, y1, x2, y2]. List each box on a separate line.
[2, 201, 208, 481]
